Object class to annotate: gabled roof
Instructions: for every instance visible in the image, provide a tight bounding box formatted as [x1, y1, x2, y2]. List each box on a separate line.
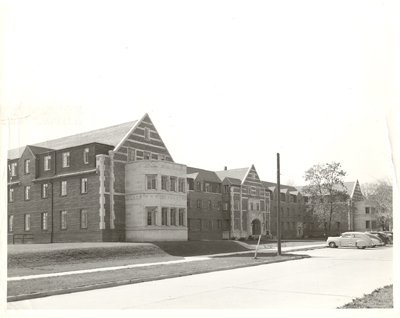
[187, 167, 221, 183]
[28, 145, 54, 155]
[8, 120, 137, 160]
[224, 177, 242, 185]
[186, 173, 199, 179]
[215, 167, 249, 183]
[343, 181, 356, 197]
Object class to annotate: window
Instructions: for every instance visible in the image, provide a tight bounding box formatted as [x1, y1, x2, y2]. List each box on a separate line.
[128, 148, 136, 161]
[234, 218, 240, 230]
[83, 148, 89, 164]
[366, 220, 371, 229]
[62, 152, 70, 168]
[365, 207, 370, 214]
[24, 214, 31, 231]
[197, 199, 202, 209]
[144, 151, 151, 160]
[8, 215, 14, 232]
[179, 209, 185, 226]
[204, 183, 210, 192]
[293, 195, 297, 203]
[42, 183, 49, 198]
[242, 186, 248, 194]
[196, 182, 202, 191]
[188, 179, 194, 191]
[170, 177, 177, 192]
[9, 188, 14, 202]
[256, 203, 260, 211]
[208, 200, 212, 210]
[223, 202, 229, 211]
[24, 159, 30, 174]
[81, 209, 88, 229]
[250, 202, 254, 211]
[24, 186, 31, 200]
[10, 162, 17, 176]
[151, 153, 158, 160]
[170, 208, 177, 226]
[260, 200, 265, 211]
[81, 178, 88, 194]
[280, 193, 286, 201]
[179, 178, 185, 192]
[42, 212, 48, 230]
[44, 155, 51, 171]
[161, 176, 169, 190]
[146, 175, 157, 190]
[162, 207, 168, 226]
[60, 210, 67, 230]
[136, 150, 144, 160]
[224, 185, 229, 193]
[187, 199, 192, 208]
[234, 200, 240, 210]
[146, 207, 157, 225]
[144, 127, 150, 141]
[61, 180, 67, 196]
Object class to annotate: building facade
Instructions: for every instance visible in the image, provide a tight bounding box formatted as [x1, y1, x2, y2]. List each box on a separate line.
[7, 114, 379, 243]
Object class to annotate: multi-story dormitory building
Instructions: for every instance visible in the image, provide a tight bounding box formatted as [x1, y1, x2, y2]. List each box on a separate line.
[7, 113, 379, 243]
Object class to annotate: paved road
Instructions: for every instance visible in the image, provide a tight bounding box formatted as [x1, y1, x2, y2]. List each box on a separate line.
[8, 247, 393, 309]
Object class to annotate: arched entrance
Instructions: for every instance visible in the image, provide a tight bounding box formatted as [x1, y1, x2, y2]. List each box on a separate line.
[251, 219, 261, 235]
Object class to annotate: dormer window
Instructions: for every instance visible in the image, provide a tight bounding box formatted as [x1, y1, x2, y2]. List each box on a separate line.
[9, 162, 17, 177]
[83, 148, 89, 164]
[24, 159, 30, 174]
[62, 152, 70, 168]
[44, 155, 51, 171]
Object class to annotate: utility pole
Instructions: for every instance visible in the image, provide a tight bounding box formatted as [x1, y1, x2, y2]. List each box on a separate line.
[277, 153, 282, 255]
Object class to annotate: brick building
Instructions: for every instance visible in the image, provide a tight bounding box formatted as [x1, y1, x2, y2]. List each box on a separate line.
[7, 114, 379, 243]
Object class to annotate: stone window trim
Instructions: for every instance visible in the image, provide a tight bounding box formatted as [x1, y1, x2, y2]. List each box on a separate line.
[44, 155, 51, 171]
[24, 159, 30, 174]
[60, 210, 67, 230]
[9, 188, 14, 203]
[8, 215, 14, 232]
[24, 214, 31, 231]
[9, 162, 18, 177]
[81, 209, 88, 229]
[24, 186, 31, 201]
[42, 183, 49, 199]
[41, 212, 48, 231]
[81, 177, 88, 194]
[83, 148, 90, 164]
[161, 175, 169, 191]
[61, 180, 67, 196]
[62, 152, 70, 168]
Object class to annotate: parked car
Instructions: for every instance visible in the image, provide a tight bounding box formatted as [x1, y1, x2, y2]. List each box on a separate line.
[368, 231, 390, 245]
[364, 233, 384, 247]
[383, 231, 393, 244]
[327, 232, 374, 249]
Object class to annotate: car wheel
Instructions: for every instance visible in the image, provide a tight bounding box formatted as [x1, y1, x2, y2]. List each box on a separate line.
[328, 242, 336, 248]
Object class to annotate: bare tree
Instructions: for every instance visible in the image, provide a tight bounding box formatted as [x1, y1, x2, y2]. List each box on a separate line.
[362, 180, 393, 230]
[303, 162, 349, 236]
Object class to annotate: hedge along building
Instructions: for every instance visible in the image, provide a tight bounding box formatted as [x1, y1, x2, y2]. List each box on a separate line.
[7, 114, 188, 243]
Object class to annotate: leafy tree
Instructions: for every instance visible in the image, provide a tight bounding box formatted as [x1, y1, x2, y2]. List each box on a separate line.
[303, 162, 349, 236]
[362, 180, 392, 230]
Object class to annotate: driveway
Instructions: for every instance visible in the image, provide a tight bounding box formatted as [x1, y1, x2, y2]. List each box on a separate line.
[8, 246, 393, 309]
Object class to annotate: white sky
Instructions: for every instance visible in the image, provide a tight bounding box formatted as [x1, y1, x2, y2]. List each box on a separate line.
[1, 0, 398, 186]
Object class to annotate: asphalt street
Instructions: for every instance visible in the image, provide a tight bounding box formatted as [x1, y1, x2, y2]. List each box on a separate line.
[8, 246, 393, 309]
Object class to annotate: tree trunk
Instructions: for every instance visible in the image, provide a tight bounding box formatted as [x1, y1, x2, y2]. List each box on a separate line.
[328, 202, 333, 236]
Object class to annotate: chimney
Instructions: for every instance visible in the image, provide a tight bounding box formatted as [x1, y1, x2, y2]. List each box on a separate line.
[224, 166, 227, 170]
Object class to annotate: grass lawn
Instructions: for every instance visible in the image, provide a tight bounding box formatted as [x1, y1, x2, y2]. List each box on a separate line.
[8, 252, 308, 301]
[339, 285, 393, 308]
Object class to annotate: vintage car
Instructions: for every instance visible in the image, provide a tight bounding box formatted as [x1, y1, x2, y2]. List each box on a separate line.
[326, 232, 374, 249]
[364, 233, 384, 247]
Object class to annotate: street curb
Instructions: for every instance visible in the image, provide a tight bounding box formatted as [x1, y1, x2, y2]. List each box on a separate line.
[7, 254, 310, 302]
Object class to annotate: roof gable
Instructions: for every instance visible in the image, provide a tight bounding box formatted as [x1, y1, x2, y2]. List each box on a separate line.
[215, 167, 249, 183]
